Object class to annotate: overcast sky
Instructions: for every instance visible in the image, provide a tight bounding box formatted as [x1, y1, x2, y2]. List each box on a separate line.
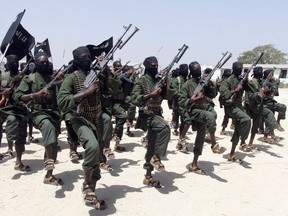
[0, 0, 287, 69]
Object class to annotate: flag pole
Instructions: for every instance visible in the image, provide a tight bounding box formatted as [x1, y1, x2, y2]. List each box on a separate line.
[0, 42, 11, 64]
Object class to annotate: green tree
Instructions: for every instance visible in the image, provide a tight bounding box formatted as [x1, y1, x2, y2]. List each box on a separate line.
[237, 44, 287, 64]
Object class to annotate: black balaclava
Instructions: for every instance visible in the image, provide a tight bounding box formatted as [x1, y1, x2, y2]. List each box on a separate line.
[143, 56, 158, 77]
[253, 66, 263, 79]
[232, 61, 243, 76]
[73, 46, 92, 71]
[263, 69, 272, 80]
[171, 68, 179, 78]
[179, 63, 189, 78]
[222, 69, 232, 79]
[204, 67, 212, 75]
[6, 54, 19, 73]
[189, 61, 201, 78]
[34, 52, 50, 74]
[113, 60, 122, 68]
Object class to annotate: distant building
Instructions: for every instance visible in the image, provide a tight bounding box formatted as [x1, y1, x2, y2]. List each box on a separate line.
[219, 64, 288, 84]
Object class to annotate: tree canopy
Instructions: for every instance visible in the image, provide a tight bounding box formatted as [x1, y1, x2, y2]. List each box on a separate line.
[237, 44, 287, 64]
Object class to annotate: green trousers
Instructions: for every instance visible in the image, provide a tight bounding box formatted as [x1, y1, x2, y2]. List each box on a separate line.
[71, 118, 101, 172]
[6, 114, 27, 154]
[226, 105, 251, 144]
[144, 114, 170, 171]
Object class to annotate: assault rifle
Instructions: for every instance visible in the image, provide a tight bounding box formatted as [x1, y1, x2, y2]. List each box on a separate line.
[83, 24, 139, 88]
[1, 57, 35, 107]
[262, 67, 276, 88]
[226, 51, 264, 103]
[263, 67, 281, 96]
[192, 51, 232, 97]
[154, 44, 189, 88]
[45, 63, 74, 89]
[274, 70, 282, 96]
[238, 51, 264, 86]
[23, 63, 74, 113]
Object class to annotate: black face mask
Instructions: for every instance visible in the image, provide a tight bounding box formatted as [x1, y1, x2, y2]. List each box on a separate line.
[233, 68, 242, 76]
[191, 69, 202, 78]
[254, 73, 263, 79]
[74, 59, 92, 71]
[35, 62, 50, 74]
[180, 70, 188, 78]
[7, 63, 19, 73]
[146, 68, 158, 77]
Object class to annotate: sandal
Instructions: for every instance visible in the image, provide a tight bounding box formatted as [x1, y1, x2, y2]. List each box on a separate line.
[28, 136, 39, 143]
[103, 148, 115, 159]
[82, 184, 97, 204]
[239, 143, 252, 152]
[262, 137, 273, 144]
[188, 166, 206, 175]
[151, 156, 165, 172]
[70, 151, 80, 162]
[3, 150, 14, 159]
[247, 144, 257, 151]
[270, 136, 282, 142]
[220, 130, 227, 135]
[176, 143, 183, 151]
[114, 144, 126, 152]
[44, 159, 55, 170]
[277, 125, 285, 132]
[172, 130, 179, 136]
[143, 176, 162, 188]
[125, 131, 134, 137]
[14, 163, 31, 172]
[100, 162, 113, 171]
[228, 155, 242, 164]
[211, 143, 224, 154]
[43, 175, 64, 186]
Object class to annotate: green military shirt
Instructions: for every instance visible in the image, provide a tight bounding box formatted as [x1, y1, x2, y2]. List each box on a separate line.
[245, 78, 263, 111]
[179, 77, 216, 115]
[14, 71, 60, 129]
[167, 75, 185, 100]
[131, 73, 166, 108]
[219, 74, 245, 107]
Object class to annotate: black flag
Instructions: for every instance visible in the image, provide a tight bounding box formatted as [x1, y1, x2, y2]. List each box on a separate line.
[34, 38, 51, 57]
[0, 9, 35, 60]
[86, 37, 113, 59]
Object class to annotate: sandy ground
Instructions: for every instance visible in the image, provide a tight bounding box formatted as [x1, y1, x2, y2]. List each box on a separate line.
[0, 89, 288, 216]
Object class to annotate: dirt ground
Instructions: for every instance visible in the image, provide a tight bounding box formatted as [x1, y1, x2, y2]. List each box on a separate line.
[1, 89, 288, 216]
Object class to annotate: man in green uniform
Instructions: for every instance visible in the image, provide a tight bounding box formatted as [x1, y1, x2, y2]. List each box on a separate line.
[179, 61, 221, 174]
[244, 66, 280, 149]
[262, 70, 286, 136]
[219, 61, 251, 162]
[168, 64, 191, 151]
[14, 52, 63, 185]
[217, 69, 236, 135]
[0, 54, 29, 171]
[57, 46, 106, 209]
[110, 60, 127, 151]
[131, 56, 170, 188]
[119, 65, 136, 137]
